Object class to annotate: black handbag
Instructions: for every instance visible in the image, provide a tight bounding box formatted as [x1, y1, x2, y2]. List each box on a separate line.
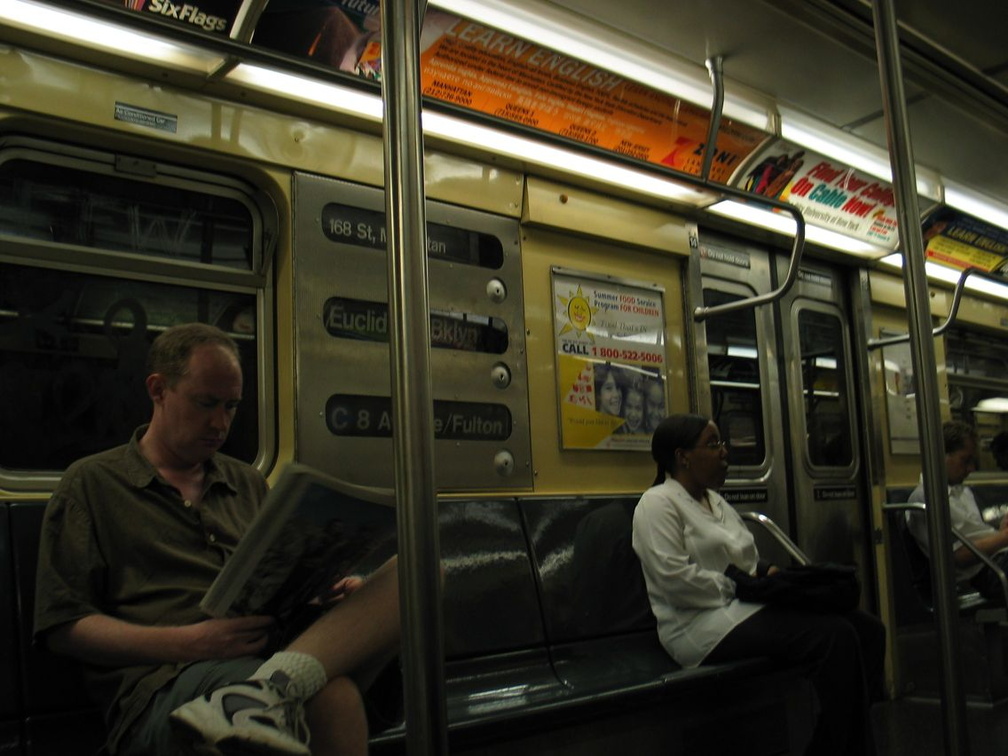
[725, 562, 861, 613]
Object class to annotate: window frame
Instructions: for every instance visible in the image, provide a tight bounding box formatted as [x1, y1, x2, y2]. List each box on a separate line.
[0, 136, 277, 491]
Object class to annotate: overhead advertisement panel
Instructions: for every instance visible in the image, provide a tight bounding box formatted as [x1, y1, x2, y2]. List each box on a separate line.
[100, 0, 246, 35]
[414, 11, 766, 183]
[731, 140, 902, 250]
[240, 2, 767, 183]
[921, 207, 1008, 273]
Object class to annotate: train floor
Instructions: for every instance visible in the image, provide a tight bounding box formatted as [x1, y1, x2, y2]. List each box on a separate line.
[873, 697, 1008, 756]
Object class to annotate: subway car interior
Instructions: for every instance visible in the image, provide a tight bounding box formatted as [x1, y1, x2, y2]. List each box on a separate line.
[1, 0, 1008, 754]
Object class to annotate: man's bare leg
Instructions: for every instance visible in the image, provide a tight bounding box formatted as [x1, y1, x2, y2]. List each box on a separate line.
[287, 556, 400, 684]
[306, 676, 368, 756]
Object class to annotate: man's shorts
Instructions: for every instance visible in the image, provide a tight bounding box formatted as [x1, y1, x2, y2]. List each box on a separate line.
[119, 656, 263, 756]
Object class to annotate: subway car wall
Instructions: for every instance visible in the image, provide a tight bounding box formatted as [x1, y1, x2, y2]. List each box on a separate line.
[3, 18, 1008, 755]
[4, 29, 1008, 596]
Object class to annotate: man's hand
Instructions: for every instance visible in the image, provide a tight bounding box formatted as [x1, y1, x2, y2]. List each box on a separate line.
[311, 575, 367, 606]
[47, 613, 276, 666]
[186, 615, 276, 660]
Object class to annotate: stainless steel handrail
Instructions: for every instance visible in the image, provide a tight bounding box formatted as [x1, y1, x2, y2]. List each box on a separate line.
[868, 266, 1008, 350]
[739, 511, 810, 566]
[872, 0, 968, 752]
[382, 0, 449, 753]
[692, 56, 807, 324]
[883, 501, 1008, 609]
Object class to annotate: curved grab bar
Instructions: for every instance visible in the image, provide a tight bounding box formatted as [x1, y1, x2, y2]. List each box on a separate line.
[693, 220, 806, 322]
[883, 501, 1008, 609]
[739, 511, 810, 566]
[700, 57, 725, 184]
[693, 56, 807, 323]
[868, 266, 1007, 350]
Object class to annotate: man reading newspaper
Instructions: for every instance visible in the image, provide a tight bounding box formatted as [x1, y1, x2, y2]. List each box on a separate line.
[34, 323, 400, 756]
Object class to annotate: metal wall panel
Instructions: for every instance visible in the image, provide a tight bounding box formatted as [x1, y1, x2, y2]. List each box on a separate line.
[776, 259, 872, 599]
[293, 174, 531, 490]
[690, 229, 792, 553]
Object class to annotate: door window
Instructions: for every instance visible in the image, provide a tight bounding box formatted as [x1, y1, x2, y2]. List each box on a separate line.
[797, 308, 853, 467]
[703, 288, 766, 467]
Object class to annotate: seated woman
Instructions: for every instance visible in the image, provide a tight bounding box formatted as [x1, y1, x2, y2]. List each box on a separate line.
[632, 413, 885, 756]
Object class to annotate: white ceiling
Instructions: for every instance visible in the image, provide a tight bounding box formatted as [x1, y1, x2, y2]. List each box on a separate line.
[545, 0, 1008, 211]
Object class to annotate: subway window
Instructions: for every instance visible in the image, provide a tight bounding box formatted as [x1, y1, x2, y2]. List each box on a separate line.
[702, 288, 767, 467]
[0, 140, 272, 482]
[0, 158, 255, 269]
[945, 326, 1008, 471]
[797, 308, 853, 468]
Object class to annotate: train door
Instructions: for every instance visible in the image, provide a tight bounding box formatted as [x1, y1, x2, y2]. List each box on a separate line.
[688, 228, 792, 545]
[690, 227, 874, 605]
[775, 256, 872, 602]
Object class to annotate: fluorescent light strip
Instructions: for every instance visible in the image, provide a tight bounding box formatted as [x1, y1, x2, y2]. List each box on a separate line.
[423, 111, 713, 205]
[780, 106, 941, 201]
[707, 200, 890, 258]
[943, 182, 1008, 232]
[431, 0, 773, 131]
[227, 65, 712, 205]
[1, 0, 225, 73]
[780, 107, 892, 181]
[228, 63, 384, 121]
[879, 254, 1008, 300]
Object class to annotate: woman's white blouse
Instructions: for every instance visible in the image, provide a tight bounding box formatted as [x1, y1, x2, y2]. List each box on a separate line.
[632, 477, 765, 667]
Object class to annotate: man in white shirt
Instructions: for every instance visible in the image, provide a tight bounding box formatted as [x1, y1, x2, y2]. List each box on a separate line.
[907, 420, 1008, 600]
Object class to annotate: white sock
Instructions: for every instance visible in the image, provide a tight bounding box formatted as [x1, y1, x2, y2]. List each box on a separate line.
[254, 651, 327, 700]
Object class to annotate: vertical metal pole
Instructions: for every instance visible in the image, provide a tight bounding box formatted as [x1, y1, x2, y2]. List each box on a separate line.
[380, 0, 449, 754]
[870, 1, 969, 753]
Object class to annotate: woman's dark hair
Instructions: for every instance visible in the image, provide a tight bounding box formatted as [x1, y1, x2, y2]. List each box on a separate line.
[651, 413, 710, 486]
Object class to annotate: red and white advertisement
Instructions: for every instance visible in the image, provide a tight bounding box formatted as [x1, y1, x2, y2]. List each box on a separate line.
[734, 140, 901, 249]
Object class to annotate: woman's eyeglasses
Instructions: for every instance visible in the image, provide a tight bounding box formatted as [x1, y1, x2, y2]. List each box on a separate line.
[696, 439, 728, 450]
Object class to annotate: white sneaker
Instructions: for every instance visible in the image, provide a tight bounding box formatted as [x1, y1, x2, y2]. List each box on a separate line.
[169, 672, 310, 756]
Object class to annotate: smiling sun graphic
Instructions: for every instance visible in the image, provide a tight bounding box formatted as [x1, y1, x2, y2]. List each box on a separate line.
[557, 285, 597, 341]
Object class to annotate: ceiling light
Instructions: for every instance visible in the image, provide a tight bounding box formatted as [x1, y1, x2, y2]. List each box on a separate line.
[423, 111, 714, 205]
[224, 66, 712, 205]
[228, 63, 383, 121]
[1, 0, 226, 73]
[974, 398, 1008, 413]
[779, 106, 941, 201]
[430, 0, 773, 131]
[879, 254, 1008, 300]
[707, 200, 891, 258]
[943, 182, 1008, 232]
